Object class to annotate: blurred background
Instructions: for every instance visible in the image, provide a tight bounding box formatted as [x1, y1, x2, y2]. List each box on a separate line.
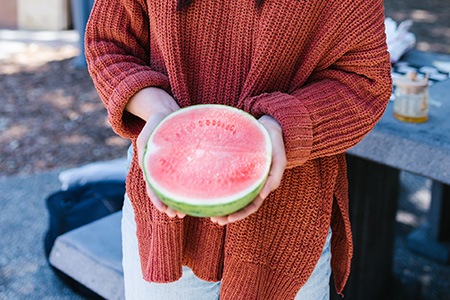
[0, 0, 449, 299]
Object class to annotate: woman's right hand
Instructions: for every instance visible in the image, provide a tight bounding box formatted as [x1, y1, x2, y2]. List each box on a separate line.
[126, 87, 185, 218]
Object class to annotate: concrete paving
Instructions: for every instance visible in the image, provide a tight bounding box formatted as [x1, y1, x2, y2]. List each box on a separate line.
[0, 170, 83, 299]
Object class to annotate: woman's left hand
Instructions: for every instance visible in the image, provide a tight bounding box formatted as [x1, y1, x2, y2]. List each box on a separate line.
[210, 115, 287, 226]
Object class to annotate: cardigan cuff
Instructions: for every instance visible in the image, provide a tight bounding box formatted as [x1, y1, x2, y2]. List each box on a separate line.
[244, 92, 313, 168]
[108, 70, 171, 139]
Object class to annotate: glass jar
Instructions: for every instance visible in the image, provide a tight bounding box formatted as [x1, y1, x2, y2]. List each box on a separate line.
[393, 71, 429, 123]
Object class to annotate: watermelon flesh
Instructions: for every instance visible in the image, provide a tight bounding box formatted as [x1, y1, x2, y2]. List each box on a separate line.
[143, 104, 272, 217]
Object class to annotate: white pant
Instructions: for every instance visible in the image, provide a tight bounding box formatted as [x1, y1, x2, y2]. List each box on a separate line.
[121, 195, 331, 299]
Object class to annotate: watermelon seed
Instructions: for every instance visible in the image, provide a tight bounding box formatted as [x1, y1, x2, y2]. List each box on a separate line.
[185, 122, 196, 133]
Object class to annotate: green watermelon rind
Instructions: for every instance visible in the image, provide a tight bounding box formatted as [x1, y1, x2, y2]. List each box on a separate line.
[142, 104, 272, 217]
[147, 178, 266, 217]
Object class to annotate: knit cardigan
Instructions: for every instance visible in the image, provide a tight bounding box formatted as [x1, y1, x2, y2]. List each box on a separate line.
[85, 0, 392, 298]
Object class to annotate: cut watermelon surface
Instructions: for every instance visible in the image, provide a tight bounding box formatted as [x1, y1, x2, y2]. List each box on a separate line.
[143, 104, 272, 217]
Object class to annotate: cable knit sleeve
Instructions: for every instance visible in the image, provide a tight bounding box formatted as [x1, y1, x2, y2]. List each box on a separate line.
[85, 0, 171, 139]
[244, 0, 392, 169]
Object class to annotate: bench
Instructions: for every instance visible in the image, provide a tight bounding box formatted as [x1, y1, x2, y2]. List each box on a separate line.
[49, 211, 125, 300]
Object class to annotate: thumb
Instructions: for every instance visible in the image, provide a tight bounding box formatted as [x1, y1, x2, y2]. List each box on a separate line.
[136, 113, 168, 168]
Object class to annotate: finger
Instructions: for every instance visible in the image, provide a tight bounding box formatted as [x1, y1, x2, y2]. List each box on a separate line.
[136, 125, 152, 168]
[165, 207, 179, 218]
[211, 195, 265, 226]
[145, 183, 186, 218]
[137, 113, 167, 167]
[176, 211, 187, 218]
[260, 150, 286, 198]
[164, 206, 187, 219]
[210, 216, 225, 225]
[145, 182, 168, 212]
[260, 146, 286, 200]
[227, 195, 265, 223]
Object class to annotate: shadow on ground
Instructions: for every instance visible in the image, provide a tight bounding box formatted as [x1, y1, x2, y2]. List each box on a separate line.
[384, 0, 450, 54]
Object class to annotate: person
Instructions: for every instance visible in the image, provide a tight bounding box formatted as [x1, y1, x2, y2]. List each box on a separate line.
[85, 0, 392, 298]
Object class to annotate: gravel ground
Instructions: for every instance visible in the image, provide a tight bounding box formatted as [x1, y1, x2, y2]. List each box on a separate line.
[394, 172, 450, 300]
[0, 42, 130, 178]
[384, 0, 450, 54]
[0, 170, 85, 300]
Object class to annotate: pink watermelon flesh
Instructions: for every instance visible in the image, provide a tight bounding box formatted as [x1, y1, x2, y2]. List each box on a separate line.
[144, 104, 272, 217]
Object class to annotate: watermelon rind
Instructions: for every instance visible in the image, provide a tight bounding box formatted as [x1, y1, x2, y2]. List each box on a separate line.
[148, 178, 265, 217]
[142, 104, 272, 217]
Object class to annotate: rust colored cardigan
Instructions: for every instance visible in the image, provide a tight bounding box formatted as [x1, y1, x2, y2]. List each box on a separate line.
[85, 0, 391, 298]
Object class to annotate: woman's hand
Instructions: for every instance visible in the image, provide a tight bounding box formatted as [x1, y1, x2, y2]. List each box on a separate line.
[127, 88, 186, 219]
[210, 115, 287, 226]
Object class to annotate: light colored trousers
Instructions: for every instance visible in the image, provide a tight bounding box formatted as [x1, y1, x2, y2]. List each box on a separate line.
[121, 195, 332, 300]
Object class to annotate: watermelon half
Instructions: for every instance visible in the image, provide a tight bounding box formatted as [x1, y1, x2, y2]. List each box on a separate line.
[143, 104, 272, 217]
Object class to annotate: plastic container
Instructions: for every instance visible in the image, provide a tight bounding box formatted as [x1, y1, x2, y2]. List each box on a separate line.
[393, 71, 429, 123]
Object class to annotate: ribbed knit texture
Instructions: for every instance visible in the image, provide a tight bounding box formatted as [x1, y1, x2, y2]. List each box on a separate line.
[85, 0, 392, 298]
